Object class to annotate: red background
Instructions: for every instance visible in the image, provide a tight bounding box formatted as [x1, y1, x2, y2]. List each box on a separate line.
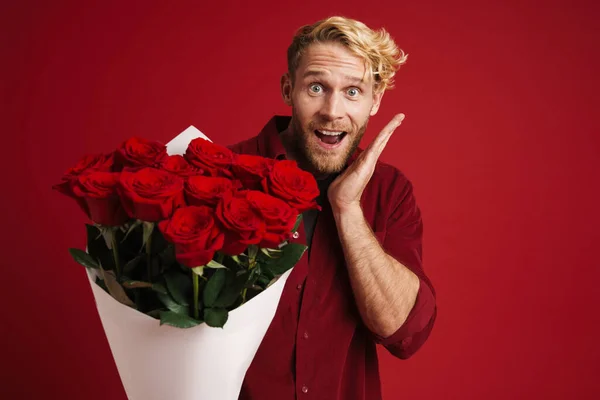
[2, 0, 599, 398]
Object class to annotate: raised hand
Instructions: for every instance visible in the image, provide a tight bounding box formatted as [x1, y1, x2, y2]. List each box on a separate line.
[327, 113, 405, 214]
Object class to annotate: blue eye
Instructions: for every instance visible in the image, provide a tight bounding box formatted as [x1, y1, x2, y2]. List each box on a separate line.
[309, 84, 323, 93]
[347, 88, 360, 97]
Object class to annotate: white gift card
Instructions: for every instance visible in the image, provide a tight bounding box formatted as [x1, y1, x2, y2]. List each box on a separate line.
[166, 125, 212, 155]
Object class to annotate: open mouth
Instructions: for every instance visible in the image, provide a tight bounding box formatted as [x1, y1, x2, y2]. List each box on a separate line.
[314, 130, 347, 146]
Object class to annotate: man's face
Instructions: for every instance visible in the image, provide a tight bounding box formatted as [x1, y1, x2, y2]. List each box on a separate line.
[281, 41, 384, 175]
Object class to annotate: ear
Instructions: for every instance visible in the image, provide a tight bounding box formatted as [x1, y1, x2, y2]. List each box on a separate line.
[281, 73, 293, 106]
[369, 90, 384, 116]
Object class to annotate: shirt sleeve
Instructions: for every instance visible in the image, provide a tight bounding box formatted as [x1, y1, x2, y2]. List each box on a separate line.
[370, 177, 437, 360]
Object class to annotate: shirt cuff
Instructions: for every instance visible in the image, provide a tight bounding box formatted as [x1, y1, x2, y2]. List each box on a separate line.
[371, 277, 436, 347]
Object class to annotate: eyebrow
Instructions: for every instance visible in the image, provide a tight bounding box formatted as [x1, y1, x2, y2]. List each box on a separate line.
[302, 70, 366, 86]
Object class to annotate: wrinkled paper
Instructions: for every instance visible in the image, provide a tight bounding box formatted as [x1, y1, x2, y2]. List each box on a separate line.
[86, 126, 291, 400]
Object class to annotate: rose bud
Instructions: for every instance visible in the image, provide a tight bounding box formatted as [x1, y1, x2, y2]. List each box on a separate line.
[115, 137, 168, 172]
[231, 154, 276, 191]
[71, 171, 129, 226]
[184, 137, 236, 177]
[158, 206, 225, 268]
[117, 167, 185, 222]
[262, 160, 321, 213]
[246, 191, 297, 248]
[160, 154, 203, 178]
[215, 190, 266, 255]
[185, 176, 237, 208]
[52, 152, 115, 214]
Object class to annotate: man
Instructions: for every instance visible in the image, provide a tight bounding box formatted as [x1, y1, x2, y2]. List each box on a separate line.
[228, 16, 437, 400]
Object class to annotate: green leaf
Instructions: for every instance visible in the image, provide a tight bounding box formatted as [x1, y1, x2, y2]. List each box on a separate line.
[122, 255, 144, 276]
[292, 213, 302, 233]
[158, 244, 176, 267]
[206, 259, 227, 269]
[95, 276, 108, 292]
[86, 224, 107, 260]
[149, 226, 169, 256]
[69, 248, 99, 269]
[159, 311, 202, 328]
[213, 270, 248, 308]
[142, 221, 155, 249]
[157, 292, 189, 315]
[164, 271, 192, 306]
[247, 245, 259, 260]
[261, 265, 275, 281]
[260, 247, 283, 259]
[263, 242, 308, 275]
[203, 269, 226, 307]
[98, 267, 136, 308]
[204, 307, 228, 328]
[230, 255, 243, 265]
[192, 266, 204, 276]
[151, 283, 168, 295]
[86, 224, 120, 272]
[121, 280, 152, 289]
[146, 309, 161, 318]
[98, 226, 116, 249]
[122, 220, 143, 243]
[121, 280, 168, 295]
[257, 275, 270, 287]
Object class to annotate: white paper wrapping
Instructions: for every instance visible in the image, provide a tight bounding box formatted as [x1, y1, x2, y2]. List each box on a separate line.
[86, 126, 291, 400]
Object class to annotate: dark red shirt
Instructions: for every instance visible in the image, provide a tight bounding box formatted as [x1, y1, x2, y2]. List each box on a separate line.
[228, 116, 437, 400]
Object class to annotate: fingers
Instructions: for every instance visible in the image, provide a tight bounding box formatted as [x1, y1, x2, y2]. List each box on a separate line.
[376, 113, 404, 149]
[348, 113, 405, 179]
[366, 113, 405, 161]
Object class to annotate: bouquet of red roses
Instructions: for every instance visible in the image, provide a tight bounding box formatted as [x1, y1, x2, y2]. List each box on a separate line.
[53, 126, 319, 400]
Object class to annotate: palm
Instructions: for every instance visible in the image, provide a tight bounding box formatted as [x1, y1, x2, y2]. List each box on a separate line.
[328, 114, 405, 212]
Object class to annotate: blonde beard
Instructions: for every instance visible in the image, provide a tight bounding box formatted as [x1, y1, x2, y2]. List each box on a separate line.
[288, 113, 367, 175]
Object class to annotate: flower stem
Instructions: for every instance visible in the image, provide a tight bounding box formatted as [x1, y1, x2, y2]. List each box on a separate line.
[248, 245, 258, 269]
[146, 234, 152, 283]
[111, 231, 121, 279]
[193, 273, 199, 320]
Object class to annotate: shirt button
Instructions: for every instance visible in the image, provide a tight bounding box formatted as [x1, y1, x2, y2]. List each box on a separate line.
[301, 385, 309, 394]
[303, 331, 309, 339]
[297, 284, 302, 290]
[292, 231, 300, 239]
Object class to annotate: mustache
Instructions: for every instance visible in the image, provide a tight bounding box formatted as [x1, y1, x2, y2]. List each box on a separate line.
[308, 122, 352, 132]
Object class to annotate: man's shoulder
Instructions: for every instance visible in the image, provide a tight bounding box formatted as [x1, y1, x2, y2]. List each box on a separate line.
[369, 157, 417, 208]
[372, 156, 412, 190]
[227, 135, 260, 155]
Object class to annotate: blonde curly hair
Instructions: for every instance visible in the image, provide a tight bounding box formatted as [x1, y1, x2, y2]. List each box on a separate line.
[287, 16, 408, 94]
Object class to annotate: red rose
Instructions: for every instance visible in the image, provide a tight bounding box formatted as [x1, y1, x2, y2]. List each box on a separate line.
[262, 160, 320, 213]
[158, 206, 225, 268]
[115, 137, 168, 171]
[117, 167, 185, 222]
[70, 172, 129, 226]
[160, 154, 203, 177]
[215, 191, 266, 255]
[53, 153, 115, 214]
[184, 138, 236, 177]
[246, 191, 297, 248]
[53, 153, 114, 194]
[185, 176, 238, 208]
[231, 154, 276, 190]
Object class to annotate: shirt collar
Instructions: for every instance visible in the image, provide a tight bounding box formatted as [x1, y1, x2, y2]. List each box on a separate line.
[257, 115, 290, 160]
[257, 114, 364, 167]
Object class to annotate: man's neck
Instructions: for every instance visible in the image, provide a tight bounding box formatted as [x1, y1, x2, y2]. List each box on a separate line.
[279, 125, 331, 179]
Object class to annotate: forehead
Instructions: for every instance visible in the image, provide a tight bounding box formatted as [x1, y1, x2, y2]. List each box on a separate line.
[296, 42, 371, 85]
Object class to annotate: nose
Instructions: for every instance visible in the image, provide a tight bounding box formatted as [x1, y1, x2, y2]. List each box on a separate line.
[319, 92, 345, 121]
